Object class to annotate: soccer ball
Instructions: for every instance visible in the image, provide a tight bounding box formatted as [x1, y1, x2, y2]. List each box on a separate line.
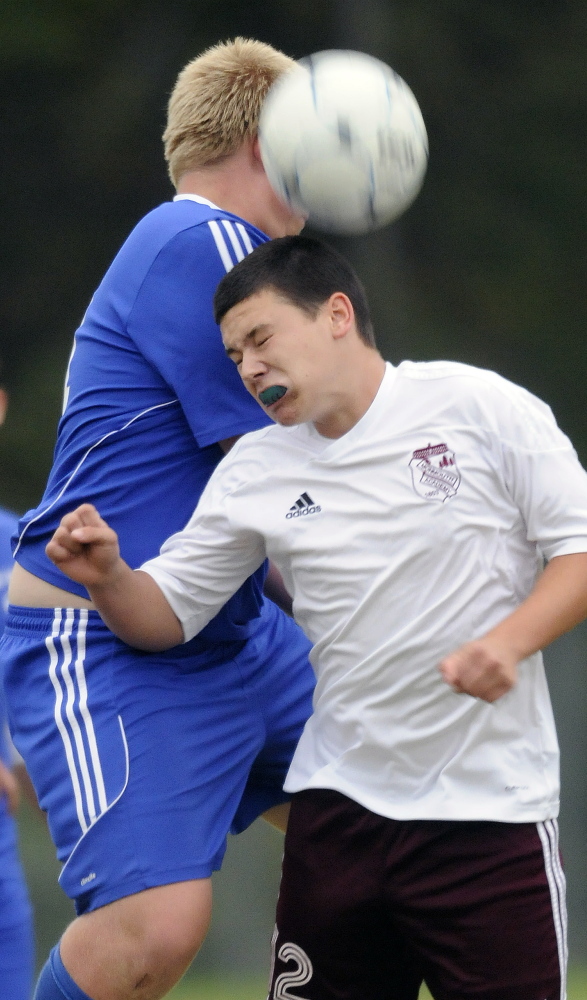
[259, 50, 428, 235]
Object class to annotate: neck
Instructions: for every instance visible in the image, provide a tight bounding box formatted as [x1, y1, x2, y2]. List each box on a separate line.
[313, 352, 387, 439]
[175, 140, 301, 238]
[175, 147, 268, 234]
[177, 160, 251, 221]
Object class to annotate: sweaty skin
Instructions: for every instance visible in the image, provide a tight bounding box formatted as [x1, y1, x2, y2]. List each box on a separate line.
[259, 385, 287, 406]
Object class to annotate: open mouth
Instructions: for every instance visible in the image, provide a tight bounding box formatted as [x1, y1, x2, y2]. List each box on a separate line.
[259, 385, 287, 406]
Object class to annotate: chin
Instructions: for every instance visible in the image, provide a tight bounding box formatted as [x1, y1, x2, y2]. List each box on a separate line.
[273, 407, 302, 427]
[270, 199, 307, 237]
[268, 218, 304, 239]
[287, 216, 307, 236]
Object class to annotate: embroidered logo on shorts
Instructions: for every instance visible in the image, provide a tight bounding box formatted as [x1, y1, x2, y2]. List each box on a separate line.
[80, 872, 96, 886]
[409, 442, 461, 502]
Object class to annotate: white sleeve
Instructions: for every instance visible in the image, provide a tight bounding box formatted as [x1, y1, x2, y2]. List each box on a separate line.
[495, 382, 587, 560]
[140, 477, 266, 642]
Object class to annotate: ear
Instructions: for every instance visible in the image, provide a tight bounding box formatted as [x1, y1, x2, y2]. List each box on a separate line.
[249, 135, 270, 180]
[251, 135, 264, 167]
[328, 293, 355, 340]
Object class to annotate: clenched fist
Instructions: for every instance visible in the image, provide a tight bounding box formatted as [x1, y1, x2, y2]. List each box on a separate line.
[439, 638, 518, 703]
[46, 503, 122, 590]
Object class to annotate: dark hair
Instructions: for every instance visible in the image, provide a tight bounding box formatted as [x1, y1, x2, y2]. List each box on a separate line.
[213, 235, 376, 347]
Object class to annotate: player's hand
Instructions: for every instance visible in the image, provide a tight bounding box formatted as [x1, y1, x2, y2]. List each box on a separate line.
[438, 638, 518, 703]
[46, 503, 122, 589]
[0, 760, 20, 815]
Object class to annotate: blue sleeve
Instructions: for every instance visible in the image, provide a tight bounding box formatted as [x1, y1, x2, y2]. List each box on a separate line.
[126, 224, 271, 448]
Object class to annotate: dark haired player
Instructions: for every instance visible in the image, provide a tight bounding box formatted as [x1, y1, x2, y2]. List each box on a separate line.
[47, 235, 587, 1000]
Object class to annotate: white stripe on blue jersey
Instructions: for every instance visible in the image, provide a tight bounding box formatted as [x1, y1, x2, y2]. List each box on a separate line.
[221, 219, 246, 262]
[208, 220, 236, 272]
[236, 222, 254, 254]
[13, 400, 179, 558]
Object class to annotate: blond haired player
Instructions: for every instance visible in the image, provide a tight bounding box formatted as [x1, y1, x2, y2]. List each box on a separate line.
[2, 40, 315, 1000]
[48, 236, 587, 1000]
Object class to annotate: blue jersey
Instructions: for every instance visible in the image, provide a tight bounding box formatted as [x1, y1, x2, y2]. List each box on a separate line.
[0, 506, 17, 764]
[13, 196, 272, 641]
[0, 506, 19, 854]
[0, 508, 14, 619]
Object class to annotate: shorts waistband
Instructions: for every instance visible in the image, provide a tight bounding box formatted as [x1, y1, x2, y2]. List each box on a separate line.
[4, 605, 105, 634]
[3, 604, 248, 659]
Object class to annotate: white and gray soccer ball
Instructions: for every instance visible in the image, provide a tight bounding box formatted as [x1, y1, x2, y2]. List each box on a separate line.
[259, 49, 428, 235]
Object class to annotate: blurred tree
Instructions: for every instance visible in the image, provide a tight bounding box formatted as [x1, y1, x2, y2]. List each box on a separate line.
[333, 0, 587, 435]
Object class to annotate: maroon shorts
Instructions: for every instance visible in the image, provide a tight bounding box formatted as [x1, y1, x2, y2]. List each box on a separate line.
[268, 789, 567, 1000]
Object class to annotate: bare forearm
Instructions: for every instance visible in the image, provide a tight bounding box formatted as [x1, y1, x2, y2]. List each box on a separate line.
[88, 565, 184, 651]
[440, 552, 587, 702]
[46, 504, 184, 651]
[484, 552, 587, 658]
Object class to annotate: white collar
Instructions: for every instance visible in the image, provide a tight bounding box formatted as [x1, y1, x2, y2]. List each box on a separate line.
[173, 193, 222, 210]
[302, 362, 397, 454]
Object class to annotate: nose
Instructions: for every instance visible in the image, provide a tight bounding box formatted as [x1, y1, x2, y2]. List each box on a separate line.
[240, 350, 267, 384]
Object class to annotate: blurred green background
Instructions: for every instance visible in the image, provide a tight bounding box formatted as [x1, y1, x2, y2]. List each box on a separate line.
[2, 0, 586, 994]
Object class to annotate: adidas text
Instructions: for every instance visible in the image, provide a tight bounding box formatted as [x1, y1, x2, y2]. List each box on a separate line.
[286, 492, 321, 519]
[286, 505, 321, 519]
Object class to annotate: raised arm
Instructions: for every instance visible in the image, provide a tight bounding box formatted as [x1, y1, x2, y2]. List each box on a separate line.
[439, 552, 587, 702]
[46, 504, 184, 651]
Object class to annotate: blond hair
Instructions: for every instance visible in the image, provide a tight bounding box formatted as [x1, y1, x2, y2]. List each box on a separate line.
[163, 37, 295, 187]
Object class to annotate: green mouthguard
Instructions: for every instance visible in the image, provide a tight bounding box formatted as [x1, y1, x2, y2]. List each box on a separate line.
[259, 385, 287, 405]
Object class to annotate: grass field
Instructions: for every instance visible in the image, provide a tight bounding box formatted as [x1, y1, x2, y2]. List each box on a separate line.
[168, 968, 587, 999]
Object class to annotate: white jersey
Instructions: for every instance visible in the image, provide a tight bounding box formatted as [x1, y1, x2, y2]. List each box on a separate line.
[142, 361, 587, 823]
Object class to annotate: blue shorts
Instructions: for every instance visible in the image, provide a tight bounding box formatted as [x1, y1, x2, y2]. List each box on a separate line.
[1, 601, 314, 915]
[0, 870, 34, 1000]
[0, 824, 34, 1000]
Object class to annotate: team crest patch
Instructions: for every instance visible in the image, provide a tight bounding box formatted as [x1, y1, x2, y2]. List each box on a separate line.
[409, 442, 461, 502]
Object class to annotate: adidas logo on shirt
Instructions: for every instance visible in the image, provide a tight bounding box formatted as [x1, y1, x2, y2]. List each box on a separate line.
[286, 492, 321, 519]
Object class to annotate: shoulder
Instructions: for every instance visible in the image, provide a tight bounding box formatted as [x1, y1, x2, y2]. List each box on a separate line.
[395, 360, 563, 446]
[171, 197, 269, 261]
[396, 359, 550, 413]
[222, 422, 294, 472]
[136, 198, 264, 239]
[206, 424, 303, 498]
[397, 359, 510, 391]
[111, 200, 269, 284]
